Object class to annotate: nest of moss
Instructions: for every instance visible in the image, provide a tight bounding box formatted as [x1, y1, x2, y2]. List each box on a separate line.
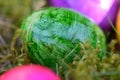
[0, 0, 120, 80]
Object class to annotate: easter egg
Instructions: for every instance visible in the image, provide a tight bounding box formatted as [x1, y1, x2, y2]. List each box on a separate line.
[49, 0, 119, 32]
[116, 8, 120, 44]
[21, 7, 106, 70]
[0, 64, 60, 80]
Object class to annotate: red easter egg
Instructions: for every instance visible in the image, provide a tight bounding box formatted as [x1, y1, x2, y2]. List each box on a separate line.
[0, 64, 60, 80]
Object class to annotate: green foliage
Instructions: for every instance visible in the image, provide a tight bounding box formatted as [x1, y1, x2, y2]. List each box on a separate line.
[0, 0, 31, 25]
[0, 0, 47, 25]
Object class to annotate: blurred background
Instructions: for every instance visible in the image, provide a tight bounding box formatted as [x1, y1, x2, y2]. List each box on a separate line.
[0, 0, 48, 44]
[0, 0, 48, 73]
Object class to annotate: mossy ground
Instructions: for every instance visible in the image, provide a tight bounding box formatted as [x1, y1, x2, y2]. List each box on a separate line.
[0, 0, 120, 80]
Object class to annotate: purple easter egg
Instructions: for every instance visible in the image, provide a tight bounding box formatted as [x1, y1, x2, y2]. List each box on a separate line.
[49, 0, 119, 32]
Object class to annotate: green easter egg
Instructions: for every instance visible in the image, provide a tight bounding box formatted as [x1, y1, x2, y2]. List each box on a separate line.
[21, 7, 106, 70]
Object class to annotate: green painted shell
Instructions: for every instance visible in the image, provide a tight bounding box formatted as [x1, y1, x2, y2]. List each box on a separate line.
[21, 7, 106, 70]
